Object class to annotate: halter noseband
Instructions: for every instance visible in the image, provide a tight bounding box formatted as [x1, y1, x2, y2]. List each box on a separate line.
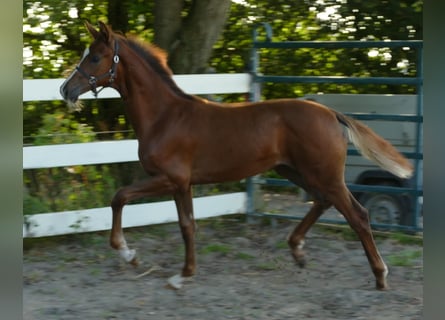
[75, 39, 120, 98]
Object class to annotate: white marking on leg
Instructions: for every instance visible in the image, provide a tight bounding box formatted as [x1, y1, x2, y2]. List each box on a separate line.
[116, 238, 136, 262]
[383, 262, 389, 278]
[167, 274, 194, 290]
[118, 245, 136, 262]
[297, 240, 305, 250]
[377, 252, 389, 278]
[167, 274, 185, 290]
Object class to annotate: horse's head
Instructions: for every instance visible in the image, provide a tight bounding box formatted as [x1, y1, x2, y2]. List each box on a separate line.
[60, 21, 120, 111]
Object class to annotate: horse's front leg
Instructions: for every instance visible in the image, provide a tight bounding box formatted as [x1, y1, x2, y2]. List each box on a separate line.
[110, 175, 176, 265]
[173, 188, 196, 277]
[164, 188, 197, 289]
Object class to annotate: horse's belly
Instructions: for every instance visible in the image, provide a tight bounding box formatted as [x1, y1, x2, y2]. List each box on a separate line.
[191, 151, 281, 184]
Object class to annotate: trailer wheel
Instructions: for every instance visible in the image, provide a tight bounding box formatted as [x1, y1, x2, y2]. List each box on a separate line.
[360, 193, 404, 226]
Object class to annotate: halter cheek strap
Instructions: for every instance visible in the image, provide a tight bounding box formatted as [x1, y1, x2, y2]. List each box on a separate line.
[75, 39, 120, 98]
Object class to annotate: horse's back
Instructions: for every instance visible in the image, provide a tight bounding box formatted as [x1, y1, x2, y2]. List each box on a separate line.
[255, 98, 347, 145]
[201, 97, 347, 158]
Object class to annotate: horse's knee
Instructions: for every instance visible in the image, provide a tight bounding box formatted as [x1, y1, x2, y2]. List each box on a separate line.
[111, 188, 127, 210]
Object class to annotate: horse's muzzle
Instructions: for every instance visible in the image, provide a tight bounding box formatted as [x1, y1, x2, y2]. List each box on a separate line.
[60, 81, 80, 103]
[59, 82, 69, 101]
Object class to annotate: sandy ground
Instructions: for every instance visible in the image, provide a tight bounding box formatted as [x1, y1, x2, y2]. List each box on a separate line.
[23, 194, 423, 320]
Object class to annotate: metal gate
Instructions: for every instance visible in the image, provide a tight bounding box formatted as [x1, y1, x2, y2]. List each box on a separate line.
[245, 23, 423, 232]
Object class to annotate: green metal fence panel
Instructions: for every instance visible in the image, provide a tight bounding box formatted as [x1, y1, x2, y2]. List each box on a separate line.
[247, 23, 423, 232]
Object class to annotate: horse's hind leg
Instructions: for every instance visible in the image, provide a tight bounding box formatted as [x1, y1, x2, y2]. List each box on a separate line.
[287, 201, 330, 267]
[274, 165, 330, 267]
[329, 186, 389, 290]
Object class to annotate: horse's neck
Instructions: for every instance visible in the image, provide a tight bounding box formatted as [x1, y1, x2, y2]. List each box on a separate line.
[115, 51, 183, 139]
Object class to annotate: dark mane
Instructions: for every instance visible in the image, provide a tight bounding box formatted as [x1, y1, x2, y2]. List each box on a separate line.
[121, 34, 196, 101]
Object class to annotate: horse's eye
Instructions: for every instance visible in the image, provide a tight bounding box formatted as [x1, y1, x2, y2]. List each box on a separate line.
[91, 55, 100, 63]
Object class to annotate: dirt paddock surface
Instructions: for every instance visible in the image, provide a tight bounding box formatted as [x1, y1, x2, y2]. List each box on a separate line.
[23, 196, 423, 320]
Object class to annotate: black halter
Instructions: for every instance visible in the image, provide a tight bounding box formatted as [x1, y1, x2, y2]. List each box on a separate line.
[75, 39, 120, 98]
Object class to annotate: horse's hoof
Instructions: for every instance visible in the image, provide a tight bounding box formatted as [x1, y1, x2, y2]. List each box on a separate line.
[291, 251, 306, 268]
[167, 274, 185, 290]
[118, 247, 136, 263]
[166, 274, 195, 290]
[376, 280, 389, 291]
[129, 257, 139, 267]
[297, 258, 306, 268]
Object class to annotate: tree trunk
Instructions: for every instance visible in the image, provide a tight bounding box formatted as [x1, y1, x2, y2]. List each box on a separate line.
[154, 0, 231, 74]
[108, 0, 129, 33]
[154, 0, 184, 51]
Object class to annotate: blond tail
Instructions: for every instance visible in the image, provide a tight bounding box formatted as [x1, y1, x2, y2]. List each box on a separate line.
[335, 111, 413, 179]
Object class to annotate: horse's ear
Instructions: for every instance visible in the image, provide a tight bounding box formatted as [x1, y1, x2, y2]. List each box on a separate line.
[85, 21, 100, 39]
[98, 21, 113, 44]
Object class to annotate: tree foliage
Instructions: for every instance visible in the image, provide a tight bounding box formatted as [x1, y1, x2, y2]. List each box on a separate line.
[22, 0, 422, 214]
[211, 0, 422, 98]
[23, 0, 423, 138]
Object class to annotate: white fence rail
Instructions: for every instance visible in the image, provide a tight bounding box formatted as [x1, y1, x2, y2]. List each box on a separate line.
[23, 74, 251, 102]
[23, 74, 252, 238]
[23, 140, 139, 169]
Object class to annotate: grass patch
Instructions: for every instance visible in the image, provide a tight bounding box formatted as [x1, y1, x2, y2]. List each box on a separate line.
[390, 232, 423, 246]
[199, 243, 232, 255]
[76, 233, 106, 247]
[89, 268, 102, 276]
[275, 240, 289, 249]
[235, 252, 255, 260]
[23, 231, 108, 250]
[387, 249, 422, 267]
[198, 214, 246, 231]
[145, 224, 171, 239]
[23, 271, 44, 285]
[314, 224, 423, 244]
[314, 224, 359, 241]
[255, 261, 279, 271]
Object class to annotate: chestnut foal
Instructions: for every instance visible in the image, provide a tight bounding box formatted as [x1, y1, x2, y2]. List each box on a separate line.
[60, 22, 413, 290]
